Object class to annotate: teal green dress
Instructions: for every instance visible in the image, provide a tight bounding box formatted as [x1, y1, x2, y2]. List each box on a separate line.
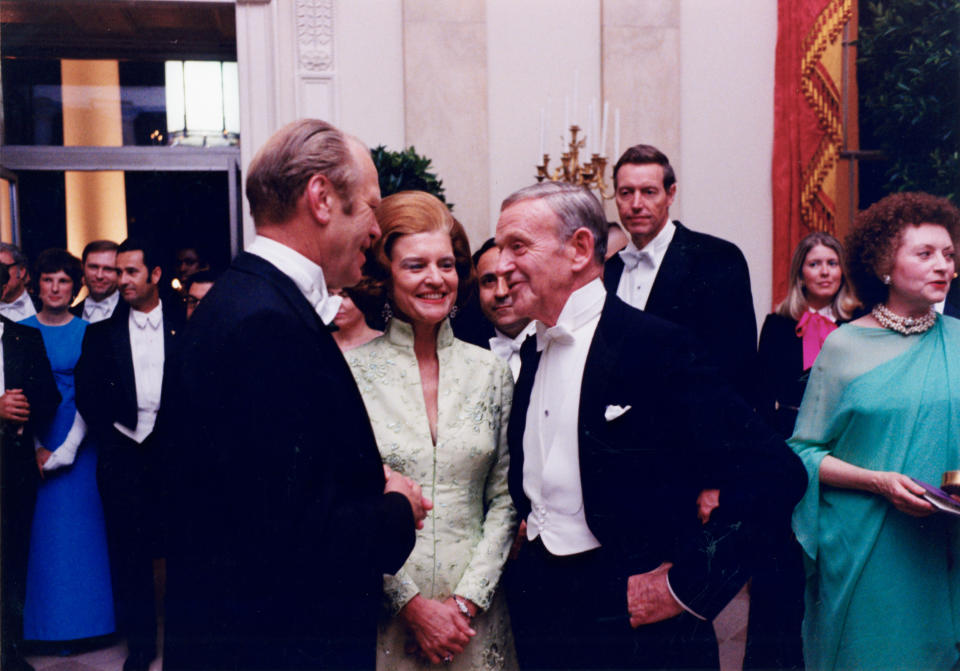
[790, 317, 960, 671]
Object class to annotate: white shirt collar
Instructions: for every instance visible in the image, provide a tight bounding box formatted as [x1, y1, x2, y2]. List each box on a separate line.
[130, 301, 163, 330]
[84, 290, 119, 316]
[808, 304, 837, 322]
[620, 220, 675, 264]
[247, 235, 342, 324]
[535, 278, 605, 350]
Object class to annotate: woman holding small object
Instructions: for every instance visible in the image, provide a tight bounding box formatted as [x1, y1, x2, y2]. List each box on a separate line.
[790, 192, 960, 670]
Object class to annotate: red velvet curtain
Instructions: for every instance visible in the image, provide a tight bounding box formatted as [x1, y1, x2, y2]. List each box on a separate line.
[772, 0, 853, 306]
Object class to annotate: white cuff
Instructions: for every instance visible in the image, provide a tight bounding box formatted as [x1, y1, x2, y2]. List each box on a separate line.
[665, 571, 707, 621]
[42, 411, 87, 472]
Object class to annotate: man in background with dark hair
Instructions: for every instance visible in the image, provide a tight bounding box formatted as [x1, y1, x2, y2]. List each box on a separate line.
[0, 263, 60, 671]
[71, 240, 120, 323]
[0, 242, 38, 322]
[75, 238, 181, 671]
[604, 144, 757, 402]
[181, 269, 217, 320]
[473, 238, 534, 380]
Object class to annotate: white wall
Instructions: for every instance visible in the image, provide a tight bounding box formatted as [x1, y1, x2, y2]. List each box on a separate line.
[679, 0, 778, 326]
[486, 0, 602, 239]
[336, 0, 405, 149]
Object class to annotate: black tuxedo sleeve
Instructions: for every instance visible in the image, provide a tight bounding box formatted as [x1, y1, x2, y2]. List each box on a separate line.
[660, 330, 807, 618]
[74, 322, 112, 433]
[17, 324, 61, 429]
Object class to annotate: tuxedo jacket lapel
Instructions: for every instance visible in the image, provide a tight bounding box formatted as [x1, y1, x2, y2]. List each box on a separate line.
[603, 253, 625, 295]
[108, 303, 139, 429]
[507, 335, 542, 519]
[645, 222, 691, 316]
[579, 296, 625, 437]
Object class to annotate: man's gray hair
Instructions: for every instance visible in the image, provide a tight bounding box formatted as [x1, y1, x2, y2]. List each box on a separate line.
[0, 242, 28, 267]
[501, 182, 608, 264]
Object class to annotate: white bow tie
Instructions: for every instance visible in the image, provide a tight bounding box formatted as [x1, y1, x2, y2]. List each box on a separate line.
[490, 334, 523, 361]
[132, 310, 161, 331]
[86, 302, 108, 316]
[536, 322, 574, 351]
[7, 293, 30, 311]
[619, 248, 656, 271]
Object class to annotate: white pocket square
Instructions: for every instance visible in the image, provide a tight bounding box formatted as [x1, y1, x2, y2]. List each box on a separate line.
[604, 404, 632, 422]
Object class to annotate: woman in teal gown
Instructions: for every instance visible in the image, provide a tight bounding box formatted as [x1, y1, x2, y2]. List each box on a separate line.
[790, 192, 960, 670]
[21, 249, 114, 643]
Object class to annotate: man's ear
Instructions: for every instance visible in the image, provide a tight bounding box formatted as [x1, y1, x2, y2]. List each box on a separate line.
[568, 227, 597, 272]
[305, 173, 334, 226]
[150, 266, 162, 285]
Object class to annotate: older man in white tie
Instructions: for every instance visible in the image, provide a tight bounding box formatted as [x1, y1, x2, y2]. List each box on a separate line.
[496, 181, 806, 670]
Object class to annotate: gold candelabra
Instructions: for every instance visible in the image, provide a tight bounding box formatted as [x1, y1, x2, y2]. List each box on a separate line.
[536, 125, 613, 199]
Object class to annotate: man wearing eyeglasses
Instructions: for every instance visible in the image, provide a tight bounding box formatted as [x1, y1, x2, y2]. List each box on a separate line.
[182, 269, 216, 320]
[0, 242, 38, 322]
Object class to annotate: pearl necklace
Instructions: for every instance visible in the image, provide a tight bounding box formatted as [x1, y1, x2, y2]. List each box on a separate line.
[871, 303, 937, 335]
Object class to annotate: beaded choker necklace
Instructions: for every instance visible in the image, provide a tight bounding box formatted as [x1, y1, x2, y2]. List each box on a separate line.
[871, 303, 937, 335]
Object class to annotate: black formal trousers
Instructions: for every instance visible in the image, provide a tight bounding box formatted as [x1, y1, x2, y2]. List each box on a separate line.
[163, 252, 415, 671]
[603, 221, 758, 404]
[506, 294, 807, 670]
[75, 302, 179, 660]
[0, 317, 60, 666]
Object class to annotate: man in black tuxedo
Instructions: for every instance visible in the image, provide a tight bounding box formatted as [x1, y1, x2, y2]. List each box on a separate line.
[75, 238, 182, 671]
[70, 240, 120, 324]
[495, 182, 806, 670]
[0, 264, 60, 671]
[163, 119, 428, 671]
[603, 145, 757, 403]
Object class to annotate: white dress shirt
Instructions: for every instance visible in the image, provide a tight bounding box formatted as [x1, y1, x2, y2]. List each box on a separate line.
[934, 298, 946, 315]
[247, 235, 341, 325]
[114, 302, 164, 444]
[489, 321, 536, 382]
[0, 289, 37, 322]
[82, 291, 120, 323]
[523, 278, 604, 556]
[615, 220, 676, 311]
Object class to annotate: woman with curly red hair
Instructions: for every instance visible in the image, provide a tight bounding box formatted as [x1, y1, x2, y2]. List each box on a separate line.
[789, 192, 960, 670]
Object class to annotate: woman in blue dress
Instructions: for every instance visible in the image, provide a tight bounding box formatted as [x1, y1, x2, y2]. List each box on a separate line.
[22, 249, 114, 643]
[790, 192, 960, 670]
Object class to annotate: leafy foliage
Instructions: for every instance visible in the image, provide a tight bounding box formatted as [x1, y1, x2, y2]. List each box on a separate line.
[858, 0, 959, 203]
[370, 145, 452, 210]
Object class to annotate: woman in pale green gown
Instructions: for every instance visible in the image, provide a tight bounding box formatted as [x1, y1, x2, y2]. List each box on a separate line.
[347, 191, 517, 670]
[790, 192, 960, 671]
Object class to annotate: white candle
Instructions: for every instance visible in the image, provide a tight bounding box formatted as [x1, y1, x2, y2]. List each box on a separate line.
[564, 96, 570, 146]
[592, 98, 599, 154]
[614, 108, 621, 159]
[601, 101, 609, 156]
[573, 69, 579, 126]
[545, 96, 551, 157]
[586, 100, 593, 155]
[539, 107, 545, 159]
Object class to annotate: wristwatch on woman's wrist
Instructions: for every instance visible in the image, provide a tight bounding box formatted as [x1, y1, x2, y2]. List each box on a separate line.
[453, 595, 472, 619]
